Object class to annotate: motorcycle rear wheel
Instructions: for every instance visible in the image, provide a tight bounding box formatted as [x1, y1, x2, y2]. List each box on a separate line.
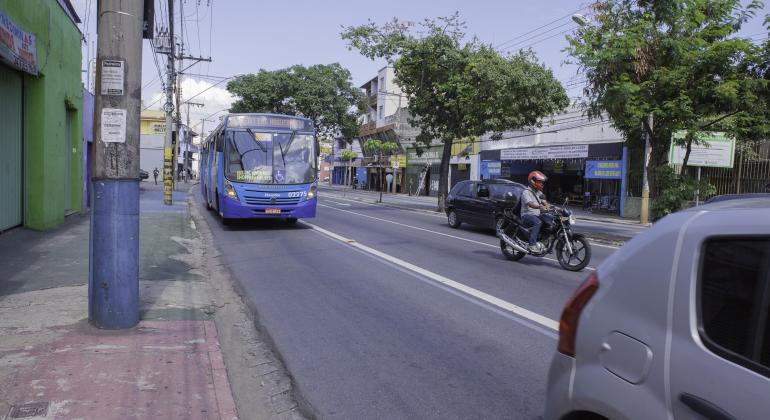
[500, 239, 526, 261]
[555, 235, 591, 271]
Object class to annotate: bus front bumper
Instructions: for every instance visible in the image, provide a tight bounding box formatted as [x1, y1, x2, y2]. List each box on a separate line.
[220, 197, 317, 219]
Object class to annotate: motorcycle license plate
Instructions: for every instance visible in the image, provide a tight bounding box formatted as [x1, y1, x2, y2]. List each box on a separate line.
[265, 208, 281, 214]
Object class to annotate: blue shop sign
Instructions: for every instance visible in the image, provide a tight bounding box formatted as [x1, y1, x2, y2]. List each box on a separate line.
[480, 161, 501, 179]
[585, 160, 624, 179]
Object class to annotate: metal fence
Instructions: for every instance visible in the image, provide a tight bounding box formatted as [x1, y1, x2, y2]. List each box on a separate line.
[626, 139, 769, 197]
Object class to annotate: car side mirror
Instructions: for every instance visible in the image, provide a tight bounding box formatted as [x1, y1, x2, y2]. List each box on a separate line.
[477, 187, 489, 198]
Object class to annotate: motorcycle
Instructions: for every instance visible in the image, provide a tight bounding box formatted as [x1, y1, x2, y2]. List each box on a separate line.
[496, 195, 591, 271]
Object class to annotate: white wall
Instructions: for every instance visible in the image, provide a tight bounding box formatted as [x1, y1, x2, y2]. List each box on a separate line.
[480, 106, 624, 150]
[376, 66, 404, 128]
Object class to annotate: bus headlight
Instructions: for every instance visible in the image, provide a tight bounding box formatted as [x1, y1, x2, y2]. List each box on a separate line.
[224, 179, 239, 201]
[306, 185, 317, 200]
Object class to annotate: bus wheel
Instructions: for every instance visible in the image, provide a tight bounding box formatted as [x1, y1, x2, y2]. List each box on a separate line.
[286, 218, 298, 224]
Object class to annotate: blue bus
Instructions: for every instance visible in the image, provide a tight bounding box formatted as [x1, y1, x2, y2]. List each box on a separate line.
[200, 113, 318, 223]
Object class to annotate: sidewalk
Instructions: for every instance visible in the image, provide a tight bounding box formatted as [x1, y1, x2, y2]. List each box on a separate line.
[0, 182, 304, 420]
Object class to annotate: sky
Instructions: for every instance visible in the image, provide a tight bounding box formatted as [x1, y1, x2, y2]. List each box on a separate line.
[70, 0, 769, 136]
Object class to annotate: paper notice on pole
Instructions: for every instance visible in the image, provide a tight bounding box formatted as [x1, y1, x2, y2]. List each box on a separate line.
[101, 108, 127, 143]
[101, 60, 124, 95]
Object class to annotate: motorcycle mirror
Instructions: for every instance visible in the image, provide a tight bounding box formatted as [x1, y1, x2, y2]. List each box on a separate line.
[563, 197, 569, 206]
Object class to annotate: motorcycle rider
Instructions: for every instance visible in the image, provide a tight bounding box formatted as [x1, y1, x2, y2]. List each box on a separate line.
[520, 170, 550, 252]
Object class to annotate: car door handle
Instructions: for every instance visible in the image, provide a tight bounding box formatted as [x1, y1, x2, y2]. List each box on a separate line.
[679, 393, 735, 420]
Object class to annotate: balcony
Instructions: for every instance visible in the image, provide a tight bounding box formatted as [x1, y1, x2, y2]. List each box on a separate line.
[359, 121, 376, 136]
[368, 95, 377, 107]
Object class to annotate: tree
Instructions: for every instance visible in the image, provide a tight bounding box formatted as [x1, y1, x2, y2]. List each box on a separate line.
[340, 149, 358, 187]
[363, 139, 399, 202]
[566, 0, 767, 194]
[227, 63, 367, 139]
[342, 14, 569, 211]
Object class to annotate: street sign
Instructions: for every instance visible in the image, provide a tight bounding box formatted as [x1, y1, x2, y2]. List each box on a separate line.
[669, 131, 736, 168]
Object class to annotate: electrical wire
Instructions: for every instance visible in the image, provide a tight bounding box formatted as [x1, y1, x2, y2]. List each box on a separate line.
[494, 4, 589, 49]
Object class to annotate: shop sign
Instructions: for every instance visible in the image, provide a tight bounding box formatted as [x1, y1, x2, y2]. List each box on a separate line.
[407, 146, 442, 164]
[669, 131, 735, 168]
[0, 12, 38, 75]
[585, 160, 624, 179]
[480, 161, 501, 178]
[500, 144, 588, 160]
[390, 154, 406, 168]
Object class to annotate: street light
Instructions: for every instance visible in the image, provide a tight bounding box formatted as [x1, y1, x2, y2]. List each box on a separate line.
[571, 14, 590, 26]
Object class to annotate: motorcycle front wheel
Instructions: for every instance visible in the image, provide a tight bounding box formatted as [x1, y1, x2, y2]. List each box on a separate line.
[555, 234, 591, 271]
[500, 239, 526, 261]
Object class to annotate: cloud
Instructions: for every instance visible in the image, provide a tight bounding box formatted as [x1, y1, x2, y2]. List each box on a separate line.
[144, 78, 235, 132]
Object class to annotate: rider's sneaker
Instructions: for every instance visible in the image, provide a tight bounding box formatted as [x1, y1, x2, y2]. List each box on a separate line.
[528, 243, 541, 253]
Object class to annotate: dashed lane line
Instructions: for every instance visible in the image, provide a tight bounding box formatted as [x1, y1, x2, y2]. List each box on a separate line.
[318, 203, 596, 271]
[301, 221, 560, 333]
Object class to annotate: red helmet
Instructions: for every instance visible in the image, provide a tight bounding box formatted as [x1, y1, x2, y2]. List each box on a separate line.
[528, 170, 547, 191]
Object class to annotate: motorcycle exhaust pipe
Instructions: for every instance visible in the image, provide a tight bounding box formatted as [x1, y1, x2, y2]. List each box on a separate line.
[500, 232, 529, 254]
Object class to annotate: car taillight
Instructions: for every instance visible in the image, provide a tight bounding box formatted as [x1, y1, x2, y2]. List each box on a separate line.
[558, 272, 599, 357]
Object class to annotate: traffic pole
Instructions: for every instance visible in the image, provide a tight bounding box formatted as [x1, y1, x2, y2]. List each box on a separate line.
[89, 0, 144, 328]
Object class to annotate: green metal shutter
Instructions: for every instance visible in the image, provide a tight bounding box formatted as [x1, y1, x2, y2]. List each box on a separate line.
[0, 64, 23, 231]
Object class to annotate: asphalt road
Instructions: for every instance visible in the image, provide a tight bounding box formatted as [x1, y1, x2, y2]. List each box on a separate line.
[199, 189, 624, 419]
[317, 185, 648, 244]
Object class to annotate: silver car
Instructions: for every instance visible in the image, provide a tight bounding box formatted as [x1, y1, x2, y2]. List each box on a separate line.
[546, 196, 770, 420]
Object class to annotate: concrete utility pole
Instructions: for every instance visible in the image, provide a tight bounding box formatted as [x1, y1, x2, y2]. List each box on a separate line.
[162, 0, 175, 204]
[640, 114, 653, 225]
[184, 102, 204, 182]
[90, 0, 144, 328]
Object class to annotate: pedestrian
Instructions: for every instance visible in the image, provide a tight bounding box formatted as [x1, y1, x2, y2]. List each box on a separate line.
[153, 167, 159, 185]
[386, 173, 394, 193]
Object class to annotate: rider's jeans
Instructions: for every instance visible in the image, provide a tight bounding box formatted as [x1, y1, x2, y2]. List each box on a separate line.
[521, 213, 542, 245]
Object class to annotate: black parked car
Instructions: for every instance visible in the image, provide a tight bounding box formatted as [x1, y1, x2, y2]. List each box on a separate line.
[446, 179, 526, 231]
[139, 169, 149, 180]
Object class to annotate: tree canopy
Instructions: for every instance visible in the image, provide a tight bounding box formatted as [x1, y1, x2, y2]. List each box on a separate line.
[566, 0, 768, 188]
[342, 14, 569, 210]
[226, 63, 367, 139]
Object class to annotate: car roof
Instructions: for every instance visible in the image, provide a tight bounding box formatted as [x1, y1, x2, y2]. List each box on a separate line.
[683, 195, 770, 213]
[704, 193, 770, 204]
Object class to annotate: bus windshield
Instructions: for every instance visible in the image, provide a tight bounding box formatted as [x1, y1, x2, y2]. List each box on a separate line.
[225, 130, 315, 184]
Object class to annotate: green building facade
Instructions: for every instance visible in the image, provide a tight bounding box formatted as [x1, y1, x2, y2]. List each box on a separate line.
[0, 0, 82, 231]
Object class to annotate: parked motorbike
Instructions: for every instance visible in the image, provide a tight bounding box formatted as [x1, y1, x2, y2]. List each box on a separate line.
[497, 196, 591, 271]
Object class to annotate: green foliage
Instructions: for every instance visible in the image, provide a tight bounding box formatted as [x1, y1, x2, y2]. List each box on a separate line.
[342, 13, 569, 208]
[362, 139, 398, 155]
[566, 0, 769, 191]
[227, 63, 367, 139]
[651, 166, 716, 218]
[340, 149, 357, 162]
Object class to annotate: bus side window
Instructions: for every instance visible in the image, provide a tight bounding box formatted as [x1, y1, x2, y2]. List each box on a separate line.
[215, 131, 223, 152]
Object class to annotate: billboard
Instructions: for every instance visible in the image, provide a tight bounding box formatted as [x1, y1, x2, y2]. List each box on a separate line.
[669, 131, 735, 168]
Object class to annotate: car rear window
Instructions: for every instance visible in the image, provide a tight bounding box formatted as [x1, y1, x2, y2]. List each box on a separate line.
[699, 238, 770, 377]
[488, 184, 523, 200]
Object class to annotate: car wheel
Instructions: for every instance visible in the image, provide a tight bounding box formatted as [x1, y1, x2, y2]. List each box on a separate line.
[447, 209, 461, 228]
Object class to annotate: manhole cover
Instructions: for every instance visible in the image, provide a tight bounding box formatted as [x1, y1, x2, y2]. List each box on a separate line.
[8, 402, 48, 418]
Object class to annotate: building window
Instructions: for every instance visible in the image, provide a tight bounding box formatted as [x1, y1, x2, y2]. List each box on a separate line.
[378, 106, 383, 119]
[380, 77, 385, 91]
[699, 237, 770, 377]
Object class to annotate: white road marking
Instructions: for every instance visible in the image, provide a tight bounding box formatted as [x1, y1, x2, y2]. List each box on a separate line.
[318, 203, 596, 271]
[321, 199, 351, 206]
[321, 192, 446, 218]
[302, 221, 560, 332]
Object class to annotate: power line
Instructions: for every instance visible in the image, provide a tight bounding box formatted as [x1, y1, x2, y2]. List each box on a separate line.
[494, 4, 589, 49]
[501, 25, 577, 52]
